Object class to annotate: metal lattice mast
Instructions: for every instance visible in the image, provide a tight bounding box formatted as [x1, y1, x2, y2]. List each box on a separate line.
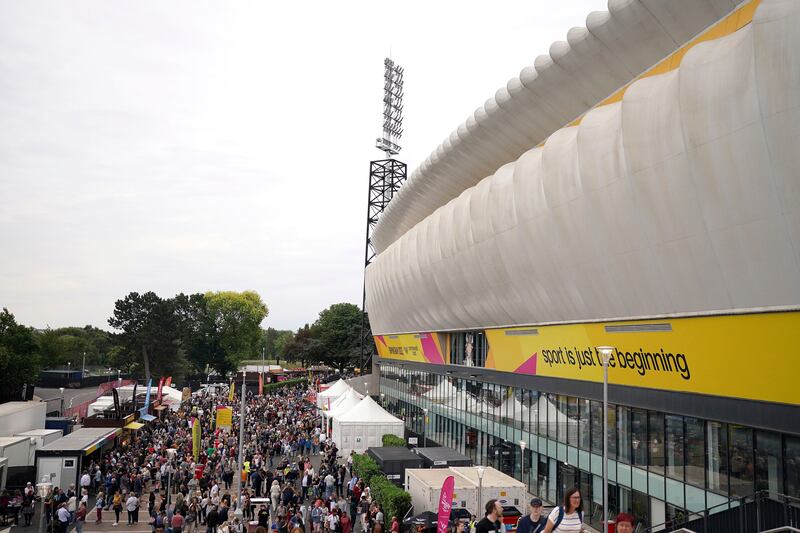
[360, 58, 407, 374]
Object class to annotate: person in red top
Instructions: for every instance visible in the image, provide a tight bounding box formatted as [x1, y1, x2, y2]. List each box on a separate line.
[172, 511, 186, 533]
[340, 511, 352, 533]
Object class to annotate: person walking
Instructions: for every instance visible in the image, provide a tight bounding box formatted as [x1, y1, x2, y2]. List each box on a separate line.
[475, 500, 503, 533]
[542, 488, 584, 533]
[75, 502, 87, 533]
[113, 491, 123, 526]
[95, 491, 105, 524]
[206, 505, 220, 533]
[516, 498, 546, 533]
[126, 492, 139, 525]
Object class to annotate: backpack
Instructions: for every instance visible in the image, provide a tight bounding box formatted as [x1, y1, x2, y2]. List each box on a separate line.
[552, 507, 583, 530]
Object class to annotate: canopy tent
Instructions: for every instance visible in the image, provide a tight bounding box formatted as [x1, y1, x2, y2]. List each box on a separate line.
[331, 396, 404, 455]
[316, 379, 351, 409]
[424, 379, 458, 402]
[325, 388, 364, 418]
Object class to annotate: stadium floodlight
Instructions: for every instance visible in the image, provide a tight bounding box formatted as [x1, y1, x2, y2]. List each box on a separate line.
[375, 57, 404, 156]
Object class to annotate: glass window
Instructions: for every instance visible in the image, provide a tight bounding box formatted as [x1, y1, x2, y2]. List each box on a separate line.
[545, 394, 557, 440]
[528, 391, 539, 434]
[685, 417, 704, 488]
[578, 399, 590, 450]
[785, 436, 800, 498]
[649, 412, 665, 475]
[618, 406, 631, 464]
[608, 404, 617, 460]
[557, 396, 568, 444]
[729, 425, 754, 497]
[631, 409, 647, 466]
[591, 401, 603, 454]
[567, 397, 579, 447]
[707, 421, 729, 495]
[665, 415, 684, 480]
[755, 431, 783, 493]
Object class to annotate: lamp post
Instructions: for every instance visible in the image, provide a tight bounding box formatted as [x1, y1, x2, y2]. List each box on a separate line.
[476, 466, 485, 518]
[596, 346, 614, 533]
[59, 387, 65, 416]
[422, 408, 428, 448]
[519, 440, 526, 493]
[82, 351, 86, 377]
[36, 477, 52, 533]
[166, 448, 177, 504]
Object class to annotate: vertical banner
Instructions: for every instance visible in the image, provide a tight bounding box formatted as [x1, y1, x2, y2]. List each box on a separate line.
[144, 378, 152, 409]
[258, 373, 264, 396]
[131, 383, 138, 413]
[164, 376, 173, 388]
[228, 382, 235, 402]
[215, 406, 233, 431]
[437, 476, 455, 533]
[157, 377, 165, 402]
[192, 417, 201, 461]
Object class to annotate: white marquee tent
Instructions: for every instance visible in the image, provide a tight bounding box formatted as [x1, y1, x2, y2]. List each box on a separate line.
[331, 396, 404, 455]
[324, 388, 364, 421]
[316, 379, 351, 409]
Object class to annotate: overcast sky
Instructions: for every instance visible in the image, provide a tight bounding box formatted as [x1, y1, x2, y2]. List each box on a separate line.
[0, 0, 607, 332]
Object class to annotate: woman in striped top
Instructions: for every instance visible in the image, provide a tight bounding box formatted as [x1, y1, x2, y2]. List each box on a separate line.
[542, 488, 584, 533]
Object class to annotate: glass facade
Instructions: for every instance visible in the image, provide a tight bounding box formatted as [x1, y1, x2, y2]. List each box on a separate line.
[379, 362, 800, 531]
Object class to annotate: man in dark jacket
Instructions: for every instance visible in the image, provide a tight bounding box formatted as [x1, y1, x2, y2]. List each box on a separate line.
[515, 499, 546, 533]
[206, 505, 220, 533]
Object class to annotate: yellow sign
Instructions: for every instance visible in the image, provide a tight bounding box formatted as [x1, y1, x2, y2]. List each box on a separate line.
[378, 311, 800, 406]
[192, 418, 200, 462]
[228, 383, 235, 402]
[215, 406, 232, 430]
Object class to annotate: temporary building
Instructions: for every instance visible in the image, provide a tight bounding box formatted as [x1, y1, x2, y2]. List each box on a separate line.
[413, 447, 473, 468]
[0, 402, 47, 437]
[36, 427, 121, 490]
[316, 379, 351, 409]
[424, 380, 458, 402]
[331, 396, 404, 455]
[366, 446, 423, 485]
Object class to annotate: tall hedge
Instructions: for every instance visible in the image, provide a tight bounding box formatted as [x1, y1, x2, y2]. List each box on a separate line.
[382, 434, 406, 447]
[351, 453, 411, 521]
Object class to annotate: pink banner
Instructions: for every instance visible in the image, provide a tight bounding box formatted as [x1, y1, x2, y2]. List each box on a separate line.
[437, 476, 455, 533]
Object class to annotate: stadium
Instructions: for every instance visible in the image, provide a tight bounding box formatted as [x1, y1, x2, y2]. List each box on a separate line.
[366, 0, 800, 529]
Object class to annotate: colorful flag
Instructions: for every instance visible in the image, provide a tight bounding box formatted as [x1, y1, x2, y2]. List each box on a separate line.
[164, 376, 173, 388]
[437, 476, 455, 533]
[228, 382, 235, 402]
[157, 377, 165, 402]
[258, 373, 264, 396]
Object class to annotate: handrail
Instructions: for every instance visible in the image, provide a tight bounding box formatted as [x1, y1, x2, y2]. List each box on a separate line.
[644, 490, 800, 533]
[758, 528, 800, 533]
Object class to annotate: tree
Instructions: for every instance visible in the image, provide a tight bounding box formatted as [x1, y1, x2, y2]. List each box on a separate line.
[173, 293, 226, 375]
[263, 327, 293, 364]
[33, 325, 117, 370]
[0, 309, 40, 402]
[108, 292, 188, 382]
[313, 303, 363, 372]
[205, 291, 268, 370]
[282, 324, 325, 367]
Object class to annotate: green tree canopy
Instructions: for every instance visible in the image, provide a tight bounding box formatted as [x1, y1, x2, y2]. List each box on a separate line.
[313, 303, 363, 372]
[34, 325, 116, 370]
[0, 308, 40, 402]
[205, 291, 268, 370]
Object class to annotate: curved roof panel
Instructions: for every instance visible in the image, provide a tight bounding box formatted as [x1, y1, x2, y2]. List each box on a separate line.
[371, 0, 740, 254]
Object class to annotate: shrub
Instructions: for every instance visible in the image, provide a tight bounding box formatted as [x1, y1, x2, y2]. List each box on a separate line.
[370, 475, 411, 523]
[352, 454, 381, 486]
[382, 434, 406, 447]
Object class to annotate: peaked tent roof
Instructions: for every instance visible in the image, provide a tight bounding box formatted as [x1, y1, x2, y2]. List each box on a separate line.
[326, 388, 364, 418]
[317, 379, 351, 398]
[500, 394, 529, 420]
[336, 395, 403, 424]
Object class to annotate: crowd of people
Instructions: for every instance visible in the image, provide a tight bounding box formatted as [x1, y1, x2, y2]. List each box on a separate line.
[26, 377, 401, 533]
[19, 376, 639, 533]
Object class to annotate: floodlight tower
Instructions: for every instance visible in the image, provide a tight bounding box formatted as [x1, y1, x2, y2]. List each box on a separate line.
[360, 58, 407, 374]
